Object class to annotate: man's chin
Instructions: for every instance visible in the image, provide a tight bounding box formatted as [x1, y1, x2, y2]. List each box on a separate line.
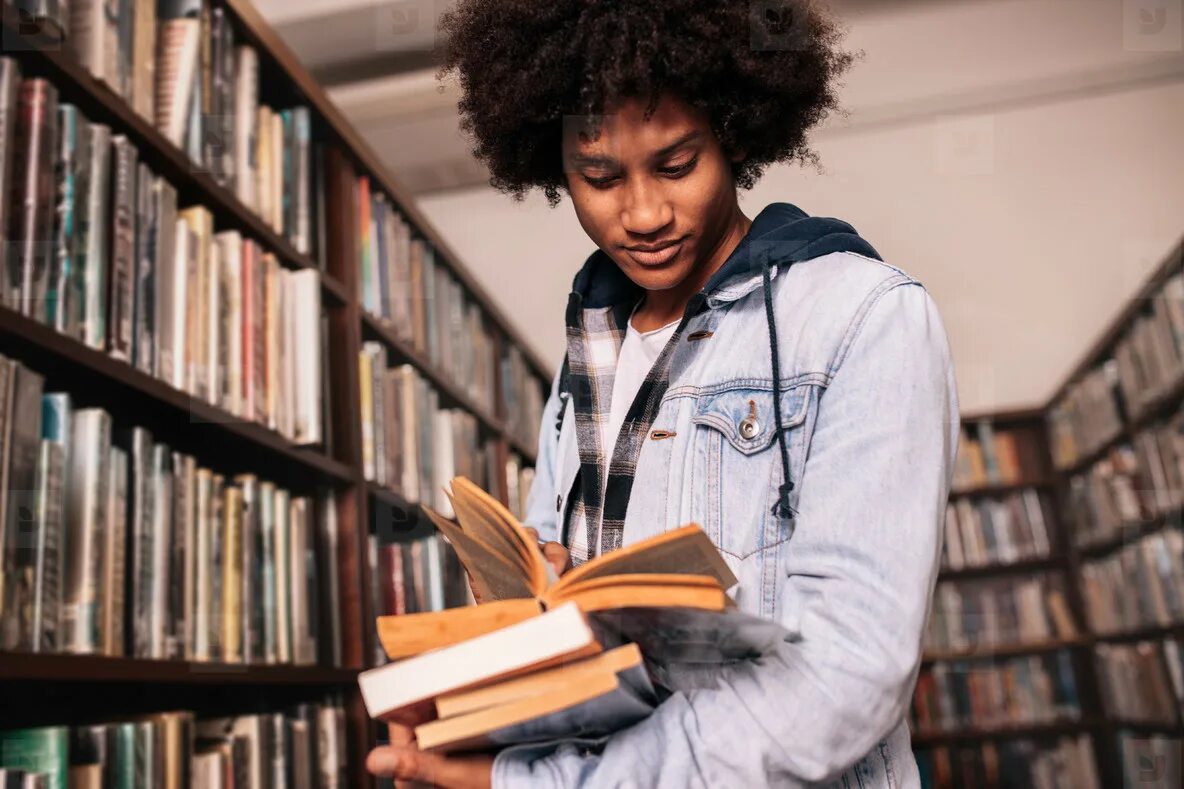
[621, 265, 691, 293]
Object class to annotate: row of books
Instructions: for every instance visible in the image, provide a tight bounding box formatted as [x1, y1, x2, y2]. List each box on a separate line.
[504, 452, 537, 522]
[1079, 528, 1184, 635]
[1065, 414, 1184, 548]
[0, 65, 326, 446]
[911, 651, 1082, 733]
[1046, 268, 1184, 472]
[1111, 275, 1184, 419]
[502, 345, 545, 451]
[1095, 638, 1184, 725]
[1047, 360, 1125, 471]
[915, 735, 1100, 789]
[953, 420, 1048, 491]
[51, 0, 324, 257]
[1118, 732, 1184, 789]
[941, 489, 1056, 571]
[365, 532, 469, 668]
[355, 180, 499, 411]
[358, 344, 502, 509]
[0, 697, 347, 789]
[0, 357, 342, 664]
[926, 575, 1077, 654]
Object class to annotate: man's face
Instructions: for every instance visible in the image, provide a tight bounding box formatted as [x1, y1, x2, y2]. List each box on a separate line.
[562, 94, 745, 293]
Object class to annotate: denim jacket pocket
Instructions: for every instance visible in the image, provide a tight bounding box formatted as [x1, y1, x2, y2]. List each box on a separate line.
[690, 383, 813, 561]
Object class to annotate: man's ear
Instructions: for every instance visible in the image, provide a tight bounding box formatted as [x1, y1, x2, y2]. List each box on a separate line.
[730, 147, 747, 163]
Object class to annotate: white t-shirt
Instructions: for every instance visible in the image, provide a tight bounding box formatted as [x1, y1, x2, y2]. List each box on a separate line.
[568, 312, 678, 560]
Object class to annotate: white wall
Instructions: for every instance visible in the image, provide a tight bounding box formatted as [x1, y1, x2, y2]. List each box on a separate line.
[413, 0, 1184, 413]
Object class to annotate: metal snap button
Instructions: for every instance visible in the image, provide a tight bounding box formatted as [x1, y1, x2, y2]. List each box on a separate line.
[739, 399, 760, 439]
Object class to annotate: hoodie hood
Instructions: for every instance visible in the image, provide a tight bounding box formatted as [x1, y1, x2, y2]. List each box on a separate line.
[570, 202, 882, 310]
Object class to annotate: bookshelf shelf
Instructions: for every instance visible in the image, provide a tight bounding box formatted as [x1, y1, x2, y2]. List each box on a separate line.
[937, 555, 1063, 582]
[922, 636, 1088, 665]
[911, 718, 1103, 748]
[1092, 622, 1184, 645]
[950, 477, 1055, 498]
[0, 7, 344, 307]
[1074, 514, 1179, 559]
[0, 306, 355, 489]
[0, 652, 359, 686]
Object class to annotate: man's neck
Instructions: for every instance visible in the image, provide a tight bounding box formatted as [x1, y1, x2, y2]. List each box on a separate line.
[631, 209, 753, 333]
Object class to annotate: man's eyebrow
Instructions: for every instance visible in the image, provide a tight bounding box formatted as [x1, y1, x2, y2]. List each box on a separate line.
[570, 130, 703, 167]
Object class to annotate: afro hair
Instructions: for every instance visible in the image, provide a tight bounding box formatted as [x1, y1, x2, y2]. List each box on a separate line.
[436, 0, 859, 208]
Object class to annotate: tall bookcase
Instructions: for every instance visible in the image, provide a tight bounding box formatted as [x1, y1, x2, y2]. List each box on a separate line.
[910, 238, 1184, 789]
[0, 0, 550, 786]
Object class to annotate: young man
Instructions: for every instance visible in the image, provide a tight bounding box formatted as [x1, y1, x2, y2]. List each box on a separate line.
[368, 1, 959, 786]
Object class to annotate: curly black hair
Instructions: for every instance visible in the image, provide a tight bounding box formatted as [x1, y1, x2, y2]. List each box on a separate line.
[436, 0, 859, 208]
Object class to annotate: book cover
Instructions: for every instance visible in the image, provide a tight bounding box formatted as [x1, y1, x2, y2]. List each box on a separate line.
[0, 363, 45, 650]
[61, 409, 111, 654]
[0, 728, 67, 789]
[9, 79, 58, 319]
[131, 164, 155, 375]
[101, 446, 127, 656]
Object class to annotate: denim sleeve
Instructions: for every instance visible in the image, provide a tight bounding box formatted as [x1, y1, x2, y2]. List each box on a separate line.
[520, 364, 565, 543]
[492, 282, 959, 787]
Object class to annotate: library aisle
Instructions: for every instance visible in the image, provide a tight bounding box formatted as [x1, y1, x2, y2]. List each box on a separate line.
[2, 1, 1183, 788]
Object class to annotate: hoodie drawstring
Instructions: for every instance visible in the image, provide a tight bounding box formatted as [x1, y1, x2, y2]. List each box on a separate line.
[761, 259, 797, 525]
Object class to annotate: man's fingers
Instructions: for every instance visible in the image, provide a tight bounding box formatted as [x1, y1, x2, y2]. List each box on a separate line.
[366, 745, 488, 788]
[387, 722, 415, 746]
[541, 541, 571, 576]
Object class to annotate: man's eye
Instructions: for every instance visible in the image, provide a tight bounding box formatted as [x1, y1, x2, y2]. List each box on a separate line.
[660, 157, 698, 176]
[582, 174, 618, 188]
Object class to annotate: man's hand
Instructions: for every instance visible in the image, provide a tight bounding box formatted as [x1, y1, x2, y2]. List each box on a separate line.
[524, 527, 571, 578]
[366, 723, 493, 788]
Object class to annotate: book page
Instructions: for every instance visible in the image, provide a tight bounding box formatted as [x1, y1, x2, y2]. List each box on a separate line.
[553, 525, 737, 596]
[421, 507, 536, 601]
[450, 478, 550, 595]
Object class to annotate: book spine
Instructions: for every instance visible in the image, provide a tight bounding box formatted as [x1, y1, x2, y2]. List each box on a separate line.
[62, 409, 112, 653]
[193, 468, 212, 661]
[47, 101, 75, 332]
[273, 489, 291, 663]
[155, 20, 199, 147]
[132, 0, 156, 122]
[236, 474, 262, 664]
[293, 107, 311, 255]
[10, 79, 58, 319]
[317, 490, 342, 667]
[105, 135, 137, 362]
[103, 446, 128, 656]
[127, 428, 154, 658]
[291, 270, 322, 446]
[31, 440, 64, 653]
[0, 58, 19, 295]
[221, 485, 242, 662]
[132, 164, 156, 375]
[0, 364, 45, 650]
[208, 474, 224, 661]
[259, 481, 276, 663]
[174, 453, 195, 660]
[154, 182, 179, 385]
[288, 498, 311, 665]
[204, 220, 220, 406]
[240, 241, 254, 421]
[233, 46, 258, 211]
[252, 244, 266, 424]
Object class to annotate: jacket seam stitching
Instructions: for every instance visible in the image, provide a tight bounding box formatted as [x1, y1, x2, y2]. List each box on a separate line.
[831, 275, 918, 375]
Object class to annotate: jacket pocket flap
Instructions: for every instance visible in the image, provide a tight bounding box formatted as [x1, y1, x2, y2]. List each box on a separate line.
[691, 386, 810, 455]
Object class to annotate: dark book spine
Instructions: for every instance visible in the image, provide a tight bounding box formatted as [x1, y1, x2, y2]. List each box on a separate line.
[152, 446, 175, 659]
[126, 427, 154, 658]
[50, 105, 78, 335]
[10, 79, 59, 319]
[132, 165, 156, 376]
[218, 13, 235, 189]
[79, 123, 110, 350]
[209, 474, 224, 661]
[32, 440, 64, 653]
[172, 452, 193, 659]
[207, 7, 226, 184]
[312, 143, 327, 272]
[0, 363, 45, 651]
[105, 135, 137, 362]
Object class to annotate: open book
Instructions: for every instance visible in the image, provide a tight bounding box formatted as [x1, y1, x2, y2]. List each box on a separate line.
[376, 477, 739, 659]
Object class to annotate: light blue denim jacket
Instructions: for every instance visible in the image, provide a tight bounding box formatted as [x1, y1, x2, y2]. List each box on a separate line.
[494, 244, 960, 788]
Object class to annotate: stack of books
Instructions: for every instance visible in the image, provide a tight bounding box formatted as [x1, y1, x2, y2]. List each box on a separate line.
[357, 478, 787, 753]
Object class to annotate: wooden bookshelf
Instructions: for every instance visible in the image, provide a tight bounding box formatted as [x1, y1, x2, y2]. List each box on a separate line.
[911, 718, 1104, 749]
[921, 636, 1089, 666]
[0, 1, 552, 785]
[937, 555, 1064, 582]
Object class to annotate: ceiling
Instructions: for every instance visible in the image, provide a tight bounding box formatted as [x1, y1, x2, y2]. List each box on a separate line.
[254, 0, 1184, 413]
